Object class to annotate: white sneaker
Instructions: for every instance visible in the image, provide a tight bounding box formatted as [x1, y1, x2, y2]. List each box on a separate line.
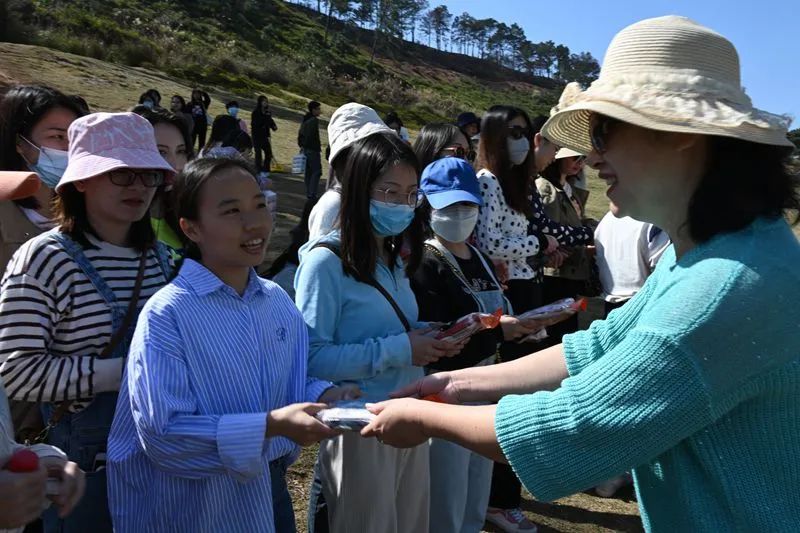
[485, 507, 538, 532]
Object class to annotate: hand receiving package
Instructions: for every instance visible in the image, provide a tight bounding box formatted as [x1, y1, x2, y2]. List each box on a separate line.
[315, 400, 376, 431]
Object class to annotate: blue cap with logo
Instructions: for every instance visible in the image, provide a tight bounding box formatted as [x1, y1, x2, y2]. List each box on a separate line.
[420, 158, 483, 209]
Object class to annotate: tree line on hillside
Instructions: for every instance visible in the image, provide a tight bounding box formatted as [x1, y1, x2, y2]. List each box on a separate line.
[288, 0, 600, 86]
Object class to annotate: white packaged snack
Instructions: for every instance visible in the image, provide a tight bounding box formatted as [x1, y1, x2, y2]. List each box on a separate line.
[315, 400, 376, 431]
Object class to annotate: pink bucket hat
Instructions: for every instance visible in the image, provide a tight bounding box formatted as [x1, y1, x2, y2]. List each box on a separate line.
[56, 112, 175, 192]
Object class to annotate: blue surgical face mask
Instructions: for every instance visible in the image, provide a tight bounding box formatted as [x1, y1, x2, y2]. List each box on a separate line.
[228, 107, 239, 118]
[22, 137, 68, 188]
[369, 200, 415, 237]
[143, 99, 155, 110]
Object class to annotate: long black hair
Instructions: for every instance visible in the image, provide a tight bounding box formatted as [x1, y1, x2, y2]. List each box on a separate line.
[476, 105, 536, 216]
[339, 132, 423, 281]
[132, 106, 195, 246]
[0, 85, 86, 207]
[412, 123, 464, 170]
[172, 157, 259, 261]
[688, 138, 799, 242]
[171, 95, 188, 112]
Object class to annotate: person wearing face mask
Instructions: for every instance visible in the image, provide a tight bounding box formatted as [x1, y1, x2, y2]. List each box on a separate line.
[138, 89, 161, 110]
[0, 112, 175, 532]
[0, 85, 86, 271]
[295, 133, 464, 533]
[412, 158, 547, 533]
[472, 105, 560, 533]
[225, 100, 249, 134]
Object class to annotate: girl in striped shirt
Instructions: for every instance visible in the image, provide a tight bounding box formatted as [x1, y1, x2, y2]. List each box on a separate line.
[0, 112, 176, 532]
[107, 157, 355, 533]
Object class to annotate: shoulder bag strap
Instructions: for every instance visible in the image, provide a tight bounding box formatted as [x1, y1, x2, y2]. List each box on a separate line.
[38, 250, 149, 440]
[313, 242, 412, 332]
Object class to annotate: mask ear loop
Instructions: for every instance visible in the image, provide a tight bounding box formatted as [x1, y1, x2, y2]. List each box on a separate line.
[16, 135, 41, 167]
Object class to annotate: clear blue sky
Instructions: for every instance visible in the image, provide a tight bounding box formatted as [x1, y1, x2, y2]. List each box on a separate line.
[442, 0, 799, 129]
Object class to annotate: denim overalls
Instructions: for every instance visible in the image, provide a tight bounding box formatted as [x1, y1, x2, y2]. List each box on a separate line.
[40, 231, 170, 533]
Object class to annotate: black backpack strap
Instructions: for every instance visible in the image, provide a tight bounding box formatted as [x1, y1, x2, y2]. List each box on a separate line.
[312, 243, 411, 332]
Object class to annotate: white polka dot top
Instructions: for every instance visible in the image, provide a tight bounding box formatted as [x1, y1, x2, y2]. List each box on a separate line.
[475, 169, 543, 281]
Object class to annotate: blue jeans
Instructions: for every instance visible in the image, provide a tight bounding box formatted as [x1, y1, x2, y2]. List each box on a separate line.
[40, 231, 171, 533]
[429, 438, 493, 533]
[307, 457, 328, 532]
[270, 456, 297, 533]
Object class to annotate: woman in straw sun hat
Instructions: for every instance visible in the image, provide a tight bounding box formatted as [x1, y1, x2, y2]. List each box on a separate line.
[356, 15, 800, 531]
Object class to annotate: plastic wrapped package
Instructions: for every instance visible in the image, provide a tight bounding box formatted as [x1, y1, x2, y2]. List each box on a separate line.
[435, 309, 502, 343]
[515, 298, 587, 343]
[517, 298, 587, 321]
[315, 400, 375, 431]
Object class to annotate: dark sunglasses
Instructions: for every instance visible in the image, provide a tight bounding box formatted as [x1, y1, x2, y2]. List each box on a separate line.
[590, 116, 620, 153]
[507, 125, 531, 140]
[109, 169, 165, 187]
[440, 145, 468, 159]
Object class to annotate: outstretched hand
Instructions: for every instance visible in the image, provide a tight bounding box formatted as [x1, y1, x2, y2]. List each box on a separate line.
[388, 372, 462, 403]
[360, 399, 432, 448]
[268, 403, 341, 446]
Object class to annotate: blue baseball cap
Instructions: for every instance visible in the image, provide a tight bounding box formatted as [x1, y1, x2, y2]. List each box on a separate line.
[420, 158, 483, 209]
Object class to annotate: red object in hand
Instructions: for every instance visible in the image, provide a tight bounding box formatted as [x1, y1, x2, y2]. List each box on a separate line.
[6, 449, 39, 472]
[422, 394, 446, 403]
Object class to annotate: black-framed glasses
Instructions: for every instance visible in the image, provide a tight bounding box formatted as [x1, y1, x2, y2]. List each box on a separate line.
[373, 187, 424, 208]
[109, 169, 165, 187]
[590, 116, 620, 154]
[508, 125, 531, 140]
[439, 145, 468, 159]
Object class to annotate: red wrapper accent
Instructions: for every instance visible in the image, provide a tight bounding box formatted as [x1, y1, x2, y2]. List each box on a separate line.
[436, 309, 502, 343]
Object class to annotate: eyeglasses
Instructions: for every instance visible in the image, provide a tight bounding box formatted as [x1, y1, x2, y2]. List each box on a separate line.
[590, 116, 620, 154]
[109, 169, 165, 187]
[373, 187, 424, 208]
[508, 126, 531, 140]
[439, 145, 467, 159]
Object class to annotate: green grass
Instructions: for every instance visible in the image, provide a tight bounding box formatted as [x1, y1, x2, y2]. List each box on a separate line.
[7, 0, 560, 129]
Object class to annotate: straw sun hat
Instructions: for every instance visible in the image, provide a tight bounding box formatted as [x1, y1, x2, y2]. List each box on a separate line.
[542, 16, 793, 155]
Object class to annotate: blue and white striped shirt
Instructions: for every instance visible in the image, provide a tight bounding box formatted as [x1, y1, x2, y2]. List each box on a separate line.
[107, 260, 330, 532]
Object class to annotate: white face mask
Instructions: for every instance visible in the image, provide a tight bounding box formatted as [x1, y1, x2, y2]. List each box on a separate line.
[430, 205, 479, 243]
[507, 137, 530, 166]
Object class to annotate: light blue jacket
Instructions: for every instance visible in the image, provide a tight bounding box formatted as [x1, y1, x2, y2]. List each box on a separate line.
[294, 232, 425, 401]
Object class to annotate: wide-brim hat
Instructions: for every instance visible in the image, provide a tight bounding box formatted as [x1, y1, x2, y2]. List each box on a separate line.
[328, 103, 397, 164]
[542, 16, 793, 155]
[57, 112, 175, 192]
[0, 172, 40, 200]
[555, 147, 583, 160]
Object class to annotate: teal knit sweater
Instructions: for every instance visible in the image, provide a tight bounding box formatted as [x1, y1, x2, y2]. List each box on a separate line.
[495, 217, 800, 532]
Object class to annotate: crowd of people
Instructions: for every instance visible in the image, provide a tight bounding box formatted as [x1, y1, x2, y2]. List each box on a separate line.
[0, 14, 798, 533]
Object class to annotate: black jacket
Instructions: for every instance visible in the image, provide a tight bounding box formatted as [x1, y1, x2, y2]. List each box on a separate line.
[252, 109, 277, 141]
[297, 116, 321, 152]
[411, 247, 504, 371]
